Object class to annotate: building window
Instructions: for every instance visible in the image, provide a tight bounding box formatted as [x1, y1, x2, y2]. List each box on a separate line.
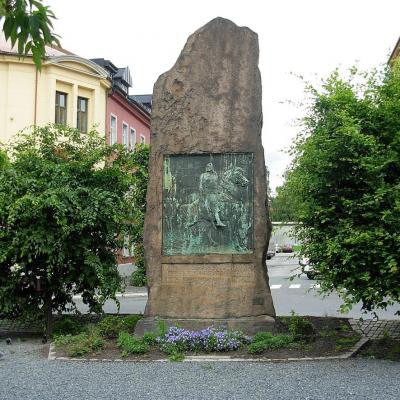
[122, 123, 129, 149]
[77, 97, 88, 133]
[140, 135, 145, 144]
[130, 128, 136, 151]
[55, 91, 67, 125]
[110, 114, 117, 145]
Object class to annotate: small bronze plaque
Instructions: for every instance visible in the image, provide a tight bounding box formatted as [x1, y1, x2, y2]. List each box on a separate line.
[163, 153, 254, 255]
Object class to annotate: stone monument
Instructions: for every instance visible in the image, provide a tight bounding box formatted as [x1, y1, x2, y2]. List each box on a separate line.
[135, 17, 275, 335]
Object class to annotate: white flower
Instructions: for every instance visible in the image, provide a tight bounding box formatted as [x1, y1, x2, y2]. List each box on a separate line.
[10, 263, 22, 273]
[20, 272, 26, 276]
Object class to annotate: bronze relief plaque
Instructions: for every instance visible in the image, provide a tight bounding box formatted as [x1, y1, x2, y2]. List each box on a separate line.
[163, 153, 254, 255]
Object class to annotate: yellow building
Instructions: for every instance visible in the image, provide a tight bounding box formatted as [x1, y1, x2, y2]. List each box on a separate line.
[0, 35, 111, 144]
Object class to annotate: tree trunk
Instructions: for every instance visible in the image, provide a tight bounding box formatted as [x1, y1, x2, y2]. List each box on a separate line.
[44, 290, 53, 338]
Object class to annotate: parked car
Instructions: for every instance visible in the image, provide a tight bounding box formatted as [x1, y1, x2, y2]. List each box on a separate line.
[299, 257, 317, 279]
[282, 245, 293, 253]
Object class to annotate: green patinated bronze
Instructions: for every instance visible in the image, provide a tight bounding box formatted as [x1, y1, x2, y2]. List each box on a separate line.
[162, 153, 254, 255]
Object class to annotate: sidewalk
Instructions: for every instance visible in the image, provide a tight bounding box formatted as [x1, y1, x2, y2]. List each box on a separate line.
[1, 287, 399, 340]
[0, 286, 148, 338]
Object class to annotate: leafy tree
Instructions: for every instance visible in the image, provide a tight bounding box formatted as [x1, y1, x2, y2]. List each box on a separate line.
[128, 144, 149, 287]
[0, 125, 143, 335]
[0, 148, 9, 169]
[0, 0, 60, 69]
[269, 178, 300, 222]
[285, 62, 400, 315]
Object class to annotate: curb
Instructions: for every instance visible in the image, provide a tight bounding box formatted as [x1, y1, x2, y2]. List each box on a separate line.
[47, 337, 369, 363]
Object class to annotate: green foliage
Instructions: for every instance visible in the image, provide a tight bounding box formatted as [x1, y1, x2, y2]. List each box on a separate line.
[53, 316, 83, 336]
[335, 335, 361, 351]
[117, 331, 149, 356]
[122, 315, 142, 332]
[142, 331, 158, 346]
[128, 145, 149, 286]
[0, 125, 143, 332]
[54, 332, 104, 357]
[248, 332, 295, 354]
[168, 352, 185, 362]
[269, 182, 300, 222]
[155, 319, 169, 337]
[284, 313, 316, 340]
[0, 0, 60, 69]
[0, 148, 9, 170]
[96, 315, 142, 338]
[284, 62, 400, 315]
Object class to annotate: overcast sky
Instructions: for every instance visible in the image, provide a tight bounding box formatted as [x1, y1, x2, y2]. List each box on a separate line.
[49, 0, 400, 191]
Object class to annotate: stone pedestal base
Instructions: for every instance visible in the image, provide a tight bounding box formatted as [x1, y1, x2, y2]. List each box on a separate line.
[134, 315, 276, 336]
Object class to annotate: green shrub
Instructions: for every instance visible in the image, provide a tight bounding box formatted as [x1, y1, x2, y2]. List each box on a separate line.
[96, 315, 142, 338]
[252, 332, 275, 343]
[96, 316, 124, 338]
[54, 333, 104, 357]
[142, 331, 158, 346]
[122, 315, 142, 332]
[248, 333, 294, 354]
[53, 316, 83, 336]
[286, 313, 316, 340]
[130, 267, 147, 287]
[117, 332, 149, 356]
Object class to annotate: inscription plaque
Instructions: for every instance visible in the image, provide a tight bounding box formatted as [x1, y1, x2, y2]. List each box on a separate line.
[162, 153, 254, 255]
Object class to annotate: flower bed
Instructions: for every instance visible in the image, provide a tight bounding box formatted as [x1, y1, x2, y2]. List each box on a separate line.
[51, 315, 362, 361]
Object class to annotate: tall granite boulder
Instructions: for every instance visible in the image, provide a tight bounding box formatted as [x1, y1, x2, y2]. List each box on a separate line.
[135, 17, 275, 335]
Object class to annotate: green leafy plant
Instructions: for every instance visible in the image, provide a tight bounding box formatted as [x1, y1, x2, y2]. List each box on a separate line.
[95, 315, 142, 338]
[282, 312, 316, 341]
[53, 316, 83, 336]
[122, 315, 142, 332]
[168, 351, 185, 362]
[0, 0, 60, 69]
[142, 331, 158, 346]
[0, 125, 143, 335]
[283, 62, 400, 315]
[248, 332, 295, 354]
[54, 333, 104, 357]
[117, 331, 149, 356]
[335, 335, 361, 351]
[128, 145, 149, 287]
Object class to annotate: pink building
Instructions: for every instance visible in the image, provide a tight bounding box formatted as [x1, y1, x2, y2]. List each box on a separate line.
[91, 59, 151, 150]
[92, 59, 151, 268]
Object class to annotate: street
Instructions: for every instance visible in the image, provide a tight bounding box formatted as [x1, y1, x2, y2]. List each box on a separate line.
[72, 254, 400, 320]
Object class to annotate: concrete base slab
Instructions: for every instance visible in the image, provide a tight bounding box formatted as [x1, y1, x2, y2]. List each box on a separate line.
[134, 315, 276, 336]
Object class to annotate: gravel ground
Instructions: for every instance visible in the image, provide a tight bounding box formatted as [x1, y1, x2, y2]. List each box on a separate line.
[0, 339, 399, 400]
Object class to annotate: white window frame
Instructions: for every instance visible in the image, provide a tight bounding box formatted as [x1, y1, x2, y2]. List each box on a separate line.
[122, 122, 129, 149]
[140, 134, 145, 144]
[110, 113, 117, 145]
[130, 127, 136, 151]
